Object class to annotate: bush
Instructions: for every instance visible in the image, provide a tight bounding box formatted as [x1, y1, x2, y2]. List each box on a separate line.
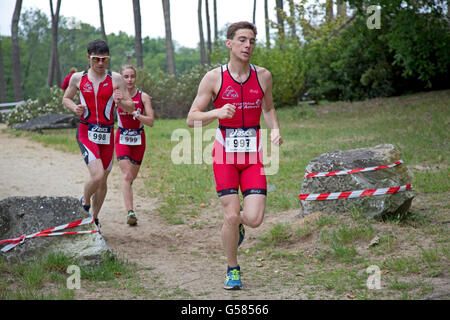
[136, 65, 210, 119]
[5, 86, 71, 126]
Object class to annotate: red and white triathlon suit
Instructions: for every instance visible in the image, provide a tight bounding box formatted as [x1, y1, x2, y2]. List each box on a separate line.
[212, 64, 267, 198]
[76, 70, 115, 170]
[115, 90, 146, 165]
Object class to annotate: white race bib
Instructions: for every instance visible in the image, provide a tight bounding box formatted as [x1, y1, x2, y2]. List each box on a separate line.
[225, 128, 257, 153]
[88, 124, 111, 145]
[119, 128, 142, 145]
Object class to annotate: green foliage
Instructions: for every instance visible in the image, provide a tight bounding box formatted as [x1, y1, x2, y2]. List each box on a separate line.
[5, 86, 70, 125]
[136, 64, 209, 118]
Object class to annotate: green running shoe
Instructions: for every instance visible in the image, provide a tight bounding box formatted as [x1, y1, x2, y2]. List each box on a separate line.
[224, 266, 242, 290]
[127, 210, 138, 226]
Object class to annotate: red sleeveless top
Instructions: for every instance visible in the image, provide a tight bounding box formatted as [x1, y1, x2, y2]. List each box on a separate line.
[117, 90, 144, 130]
[79, 70, 114, 126]
[213, 64, 264, 128]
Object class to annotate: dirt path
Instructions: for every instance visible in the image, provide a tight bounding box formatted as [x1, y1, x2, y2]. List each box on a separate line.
[0, 125, 301, 300]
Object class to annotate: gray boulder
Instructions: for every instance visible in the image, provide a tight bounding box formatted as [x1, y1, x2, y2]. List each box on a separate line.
[0, 196, 111, 265]
[12, 113, 79, 131]
[299, 144, 415, 218]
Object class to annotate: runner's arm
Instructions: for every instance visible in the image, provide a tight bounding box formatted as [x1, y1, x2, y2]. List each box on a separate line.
[113, 73, 135, 113]
[135, 92, 154, 127]
[62, 72, 86, 117]
[260, 69, 283, 147]
[187, 70, 235, 128]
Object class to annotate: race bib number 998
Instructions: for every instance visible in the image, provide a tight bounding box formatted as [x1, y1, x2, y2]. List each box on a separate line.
[88, 124, 111, 145]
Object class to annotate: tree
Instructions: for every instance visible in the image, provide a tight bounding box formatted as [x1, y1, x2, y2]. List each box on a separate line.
[162, 0, 176, 74]
[205, 0, 212, 65]
[47, 0, 62, 87]
[253, 0, 257, 25]
[337, 1, 347, 18]
[288, 0, 297, 40]
[265, 0, 270, 48]
[326, 0, 334, 22]
[11, 0, 24, 101]
[275, 0, 285, 38]
[0, 38, 6, 102]
[213, 0, 218, 45]
[98, 0, 107, 42]
[133, 0, 143, 68]
[198, 0, 206, 65]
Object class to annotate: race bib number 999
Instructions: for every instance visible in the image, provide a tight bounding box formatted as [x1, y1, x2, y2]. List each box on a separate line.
[119, 128, 142, 145]
[88, 124, 111, 145]
[225, 128, 257, 153]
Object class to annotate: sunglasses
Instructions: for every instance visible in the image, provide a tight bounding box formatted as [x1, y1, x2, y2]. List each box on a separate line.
[90, 55, 110, 63]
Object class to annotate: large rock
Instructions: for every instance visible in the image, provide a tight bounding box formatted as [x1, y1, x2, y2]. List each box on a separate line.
[0, 196, 111, 265]
[299, 144, 415, 218]
[12, 113, 79, 131]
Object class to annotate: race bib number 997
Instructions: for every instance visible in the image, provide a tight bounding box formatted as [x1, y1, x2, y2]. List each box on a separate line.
[225, 128, 257, 153]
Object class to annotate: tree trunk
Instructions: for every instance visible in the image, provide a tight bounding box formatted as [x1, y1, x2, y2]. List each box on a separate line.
[253, 0, 257, 25]
[133, 0, 143, 68]
[162, 0, 176, 74]
[205, 0, 211, 65]
[198, 0, 206, 65]
[288, 0, 297, 40]
[47, 0, 62, 87]
[11, 0, 24, 101]
[98, 0, 107, 42]
[275, 0, 285, 38]
[265, 0, 270, 48]
[0, 38, 7, 102]
[213, 0, 218, 45]
[326, 0, 334, 22]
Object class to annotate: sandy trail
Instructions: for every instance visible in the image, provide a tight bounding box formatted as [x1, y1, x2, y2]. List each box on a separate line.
[0, 124, 301, 299]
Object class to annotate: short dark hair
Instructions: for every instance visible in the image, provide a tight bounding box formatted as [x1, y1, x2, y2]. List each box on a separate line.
[226, 21, 257, 40]
[87, 39, 109, 55]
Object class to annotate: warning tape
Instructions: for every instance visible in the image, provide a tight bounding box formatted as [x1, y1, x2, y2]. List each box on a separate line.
[299, 184, 412, 201]
[304, 160, 403, 178]
[0, 217, 98, 253]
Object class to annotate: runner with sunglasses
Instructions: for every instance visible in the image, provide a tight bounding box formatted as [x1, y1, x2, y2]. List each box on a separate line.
[63, 39, 134, 230]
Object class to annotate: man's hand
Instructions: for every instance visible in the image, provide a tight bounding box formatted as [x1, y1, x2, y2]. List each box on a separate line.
[270, 129, 283, 146]
[217, 104, 236, 119]
[73, 104, 86, 117]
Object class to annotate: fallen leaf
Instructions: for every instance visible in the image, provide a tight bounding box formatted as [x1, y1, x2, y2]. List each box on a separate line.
[381, 269, 389, 275]
[347, 294, 356, 299]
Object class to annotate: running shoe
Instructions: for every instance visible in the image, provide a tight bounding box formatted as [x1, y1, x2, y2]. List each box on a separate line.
[94, 218, 102, 235]
[127, 210, 138, 226]
[224, 266, 242, 290]
[79, 196, 90, 213]
[238, 223, 245, 247]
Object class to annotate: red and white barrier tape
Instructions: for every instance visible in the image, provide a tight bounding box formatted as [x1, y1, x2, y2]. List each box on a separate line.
[304, 160, 403, 178]
[299, 184, 412, 201]
[0, 217, 98, 253]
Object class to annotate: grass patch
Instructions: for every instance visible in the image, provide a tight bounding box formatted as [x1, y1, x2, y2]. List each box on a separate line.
[0, 252, 137, 300]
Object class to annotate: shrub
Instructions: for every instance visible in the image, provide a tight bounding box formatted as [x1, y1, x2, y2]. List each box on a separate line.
[5, 86, 72, 126]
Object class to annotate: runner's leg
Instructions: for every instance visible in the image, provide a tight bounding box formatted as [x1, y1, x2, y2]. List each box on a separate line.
[84, 159, 108, 219]
[220, 194, 241, 268]
[118, 158, 140, 212]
